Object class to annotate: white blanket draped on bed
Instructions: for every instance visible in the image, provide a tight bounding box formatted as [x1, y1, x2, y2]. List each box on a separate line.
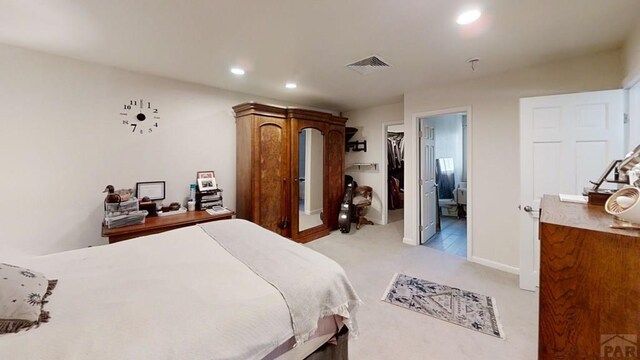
[0, 221, 359, 360]
[200, 220, 362, 345]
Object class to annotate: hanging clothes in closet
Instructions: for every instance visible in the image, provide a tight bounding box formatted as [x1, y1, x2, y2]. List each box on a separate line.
[387, 132, 404, 170]
[388, 132, 405, 210]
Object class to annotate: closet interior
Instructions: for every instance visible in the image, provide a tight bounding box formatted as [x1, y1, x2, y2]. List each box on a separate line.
[387, 129, 404, 211]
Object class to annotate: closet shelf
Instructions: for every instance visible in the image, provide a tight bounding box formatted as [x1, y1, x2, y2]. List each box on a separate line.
[347, 163, 378, 170]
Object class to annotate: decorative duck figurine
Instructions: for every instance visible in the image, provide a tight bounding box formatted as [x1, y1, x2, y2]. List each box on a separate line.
[103, 185, 121, 204]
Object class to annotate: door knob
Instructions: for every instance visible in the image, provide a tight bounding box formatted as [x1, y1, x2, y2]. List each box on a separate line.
[523, 205, 533, 212]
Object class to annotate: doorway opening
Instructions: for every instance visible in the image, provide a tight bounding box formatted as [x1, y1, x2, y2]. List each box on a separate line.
[385, 123, 405, 224]
[419, 112, 469, 257]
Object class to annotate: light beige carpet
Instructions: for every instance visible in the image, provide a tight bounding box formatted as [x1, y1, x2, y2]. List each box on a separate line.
[306, 220, 538, 360]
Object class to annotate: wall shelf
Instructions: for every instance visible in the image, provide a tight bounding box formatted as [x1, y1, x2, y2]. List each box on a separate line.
[347, 163, 378, 170]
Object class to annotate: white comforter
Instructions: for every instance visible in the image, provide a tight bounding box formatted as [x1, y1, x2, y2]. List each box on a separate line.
[0, 225, 295, 360]
[200, 220, 360, 345]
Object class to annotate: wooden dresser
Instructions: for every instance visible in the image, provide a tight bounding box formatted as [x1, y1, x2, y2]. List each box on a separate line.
[539, 195, 640, 359]
[102, 210, 234, 244]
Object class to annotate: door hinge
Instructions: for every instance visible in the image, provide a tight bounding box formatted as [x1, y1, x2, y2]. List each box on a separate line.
[624, 113, 629, 124]
[420, 225, 424, 231]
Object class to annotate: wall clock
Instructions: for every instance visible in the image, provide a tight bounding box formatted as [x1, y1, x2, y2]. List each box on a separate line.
[119, 99, 160, 134]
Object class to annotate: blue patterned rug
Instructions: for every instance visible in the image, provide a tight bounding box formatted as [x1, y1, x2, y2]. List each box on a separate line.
[381, 273, 505, 339]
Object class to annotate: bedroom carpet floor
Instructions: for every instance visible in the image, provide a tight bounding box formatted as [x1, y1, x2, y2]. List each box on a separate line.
[306, 219, 538, 360]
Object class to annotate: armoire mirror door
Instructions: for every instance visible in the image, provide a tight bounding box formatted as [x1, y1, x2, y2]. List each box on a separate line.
[291, 124, 329, 242]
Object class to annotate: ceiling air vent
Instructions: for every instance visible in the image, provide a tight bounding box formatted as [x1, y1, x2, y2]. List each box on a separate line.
[346, 55, 390, 75]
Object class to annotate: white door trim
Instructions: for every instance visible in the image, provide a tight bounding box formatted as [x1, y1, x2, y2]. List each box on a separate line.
[409, 106, 473, 261]
[381, 121, 405, 226]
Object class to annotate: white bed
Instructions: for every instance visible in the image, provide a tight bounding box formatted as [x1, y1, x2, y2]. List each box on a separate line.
[0, 220, 360, 360]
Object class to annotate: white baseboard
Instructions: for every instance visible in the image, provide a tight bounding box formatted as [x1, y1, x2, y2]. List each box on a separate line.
[403, 237, 418, 246]
[470, 256, 520, 275]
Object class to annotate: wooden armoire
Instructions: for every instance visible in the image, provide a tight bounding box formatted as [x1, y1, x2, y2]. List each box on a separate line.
[233, 102, 346, 243]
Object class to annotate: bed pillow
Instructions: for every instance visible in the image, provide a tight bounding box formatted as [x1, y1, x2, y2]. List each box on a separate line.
[0, 263, 57, 334]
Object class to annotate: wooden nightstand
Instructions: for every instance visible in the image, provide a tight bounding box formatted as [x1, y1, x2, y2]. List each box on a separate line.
[102, 210, 235, 244]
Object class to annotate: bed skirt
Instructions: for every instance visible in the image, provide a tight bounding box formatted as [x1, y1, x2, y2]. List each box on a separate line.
[304, 327, 349, 360]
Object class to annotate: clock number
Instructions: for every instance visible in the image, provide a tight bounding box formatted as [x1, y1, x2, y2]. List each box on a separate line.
[147, 102, 151, 109]
[153, 109, 158, 113]
[123, 120, 129, 125]
[148, 128, 153, 133]
[154, 122, 158, 127]
[140, 129, 143, 134]
[130, 100, 137, 106]
[131, 123, 137, 132]
[124, 105, 131, 110]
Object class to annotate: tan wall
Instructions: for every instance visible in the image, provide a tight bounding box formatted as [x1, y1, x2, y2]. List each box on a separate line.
[402, 50, 623, 271]
[0, 44, 290, 257]
[344, 102, 404, 224]
[624, 22, 640, 86]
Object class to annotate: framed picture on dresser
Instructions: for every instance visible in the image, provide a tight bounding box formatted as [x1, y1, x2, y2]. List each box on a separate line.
[197, 171, 216, 191]
[136, 181, 166, 200]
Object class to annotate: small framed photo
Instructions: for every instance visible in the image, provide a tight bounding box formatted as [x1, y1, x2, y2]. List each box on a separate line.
[197, 178, 217, 191]
[136, 181, 166, 201]
[197, 171, 215, 180]
[197, 171, 217, 191]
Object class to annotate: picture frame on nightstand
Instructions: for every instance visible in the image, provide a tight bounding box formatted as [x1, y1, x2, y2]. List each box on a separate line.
[196, 171, 217, 191]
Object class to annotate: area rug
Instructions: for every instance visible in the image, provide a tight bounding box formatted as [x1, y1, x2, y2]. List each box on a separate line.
[381, 273, 505, 339]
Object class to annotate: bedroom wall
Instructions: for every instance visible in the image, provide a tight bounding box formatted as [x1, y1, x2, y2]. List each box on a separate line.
[344, 102, 404, 224]
[623, 22, 640, 87]
[0, 44, 289, 258]
[624, 23, 640, 150]
[403, 49, 623, 272]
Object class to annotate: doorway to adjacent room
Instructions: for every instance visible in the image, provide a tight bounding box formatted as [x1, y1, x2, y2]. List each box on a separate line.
[419, 111, 469, 258]
[385, 123, 405, 224]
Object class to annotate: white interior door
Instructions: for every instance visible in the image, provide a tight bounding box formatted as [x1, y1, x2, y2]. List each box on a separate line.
[420, 119, 437, 244]
[519, 89, 624, 291]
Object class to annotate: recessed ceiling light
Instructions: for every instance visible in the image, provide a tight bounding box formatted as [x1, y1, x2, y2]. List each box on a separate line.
[285, 82, 297, 89]
[230, 67, 245, 75]
[456, 10, 481, 25]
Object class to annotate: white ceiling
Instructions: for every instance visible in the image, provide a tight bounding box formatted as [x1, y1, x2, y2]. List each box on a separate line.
[1, 0, 639, 111]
